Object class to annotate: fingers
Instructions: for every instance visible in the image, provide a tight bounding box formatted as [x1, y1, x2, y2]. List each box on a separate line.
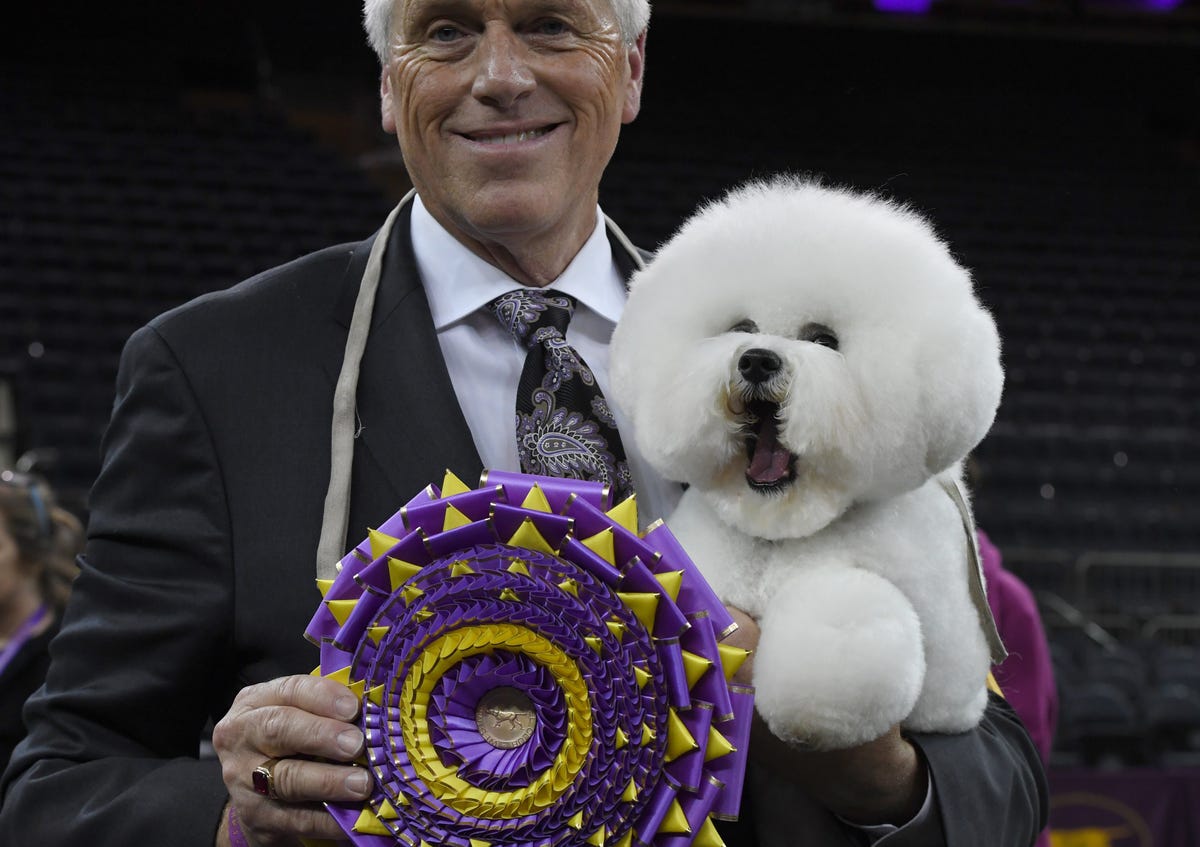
[213, 675, 373, 846]
[268, 758, 373, 805]
[251, 705, 366, 761]
[235, 674, 361, 721]
[214, 675, 364, 764]
[230, 798, 354, 844]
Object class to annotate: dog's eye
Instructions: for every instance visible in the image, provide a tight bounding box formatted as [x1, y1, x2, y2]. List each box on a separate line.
[801, 323, 839, 350]
[729, 319, 758, 333]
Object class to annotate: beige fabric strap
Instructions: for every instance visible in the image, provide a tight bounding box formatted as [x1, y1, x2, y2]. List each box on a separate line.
[940, 476, 1008, 664]
[316, 194, 413, 580]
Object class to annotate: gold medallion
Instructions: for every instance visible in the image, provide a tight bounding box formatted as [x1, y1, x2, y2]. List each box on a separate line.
[476, 686, 537, 749]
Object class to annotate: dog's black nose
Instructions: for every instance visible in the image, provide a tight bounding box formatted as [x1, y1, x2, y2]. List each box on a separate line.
[738, 348, 782, 384]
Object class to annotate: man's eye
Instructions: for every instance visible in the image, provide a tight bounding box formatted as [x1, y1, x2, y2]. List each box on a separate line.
[431, 25, 464, 42]
[533, 19, 568, 35]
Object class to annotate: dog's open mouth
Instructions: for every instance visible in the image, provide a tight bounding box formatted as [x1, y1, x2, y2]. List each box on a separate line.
[743, 399, 797, 492]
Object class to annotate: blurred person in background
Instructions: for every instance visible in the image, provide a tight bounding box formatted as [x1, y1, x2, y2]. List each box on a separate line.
[0, 470, 83, 773]
[978, 528, 1058, 847]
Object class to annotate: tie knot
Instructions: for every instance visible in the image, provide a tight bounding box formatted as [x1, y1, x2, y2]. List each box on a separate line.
[489, 289, 576, 350]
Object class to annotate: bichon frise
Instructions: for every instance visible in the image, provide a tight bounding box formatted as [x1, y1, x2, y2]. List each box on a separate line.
[610, 177, 1005, 750]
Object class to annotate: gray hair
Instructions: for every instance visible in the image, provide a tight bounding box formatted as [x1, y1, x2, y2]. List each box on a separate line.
[362, 0, 650, 63]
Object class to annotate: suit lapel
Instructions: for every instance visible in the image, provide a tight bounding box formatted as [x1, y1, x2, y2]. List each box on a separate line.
[329, 202, 483, 522]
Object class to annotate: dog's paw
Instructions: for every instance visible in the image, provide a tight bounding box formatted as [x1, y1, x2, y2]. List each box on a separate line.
[753, 568, 926, 750]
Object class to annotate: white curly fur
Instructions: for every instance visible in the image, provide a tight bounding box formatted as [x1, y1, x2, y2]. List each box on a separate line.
[610, 177, 1003, 749]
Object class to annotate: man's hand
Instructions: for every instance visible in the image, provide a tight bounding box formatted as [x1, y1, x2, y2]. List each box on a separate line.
[211, 675, 373, 846]
[724, 606, 928, 827]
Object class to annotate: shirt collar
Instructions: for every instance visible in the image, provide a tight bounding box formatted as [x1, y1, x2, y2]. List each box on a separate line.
[412, 194, 626, 331]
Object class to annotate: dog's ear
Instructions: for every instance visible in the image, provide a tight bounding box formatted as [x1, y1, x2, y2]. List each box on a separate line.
[918, 297, 1004, 475]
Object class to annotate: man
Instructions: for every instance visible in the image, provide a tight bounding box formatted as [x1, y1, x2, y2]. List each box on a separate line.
[0, 0, 1046, 844]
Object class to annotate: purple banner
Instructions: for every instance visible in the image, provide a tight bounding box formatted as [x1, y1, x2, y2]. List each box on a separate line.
[1048, 767, 1200, 847]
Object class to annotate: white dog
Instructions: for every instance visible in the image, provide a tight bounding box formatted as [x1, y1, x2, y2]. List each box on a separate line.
[610, 177, 1005, 750]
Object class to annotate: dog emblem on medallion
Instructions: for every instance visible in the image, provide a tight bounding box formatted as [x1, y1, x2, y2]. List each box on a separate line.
[475, 686, 537, 749]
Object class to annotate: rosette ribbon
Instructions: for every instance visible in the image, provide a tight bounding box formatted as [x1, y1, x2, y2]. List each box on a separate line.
[305, 471, 753, 847]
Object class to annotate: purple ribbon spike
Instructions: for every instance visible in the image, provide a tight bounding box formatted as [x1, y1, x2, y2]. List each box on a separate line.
[305, 471, 753, 846]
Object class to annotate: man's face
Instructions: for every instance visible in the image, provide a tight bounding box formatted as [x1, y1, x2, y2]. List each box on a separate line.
[380, 0, 645, 255]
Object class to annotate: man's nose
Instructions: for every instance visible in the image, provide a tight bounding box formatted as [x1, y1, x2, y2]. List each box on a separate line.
[471, 25, 536, 108]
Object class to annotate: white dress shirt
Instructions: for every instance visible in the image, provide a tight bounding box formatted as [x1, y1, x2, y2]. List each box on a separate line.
[411, 195, 682, 526]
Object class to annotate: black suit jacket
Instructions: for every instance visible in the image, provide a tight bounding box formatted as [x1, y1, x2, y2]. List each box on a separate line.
[0, 204, 1046, 845]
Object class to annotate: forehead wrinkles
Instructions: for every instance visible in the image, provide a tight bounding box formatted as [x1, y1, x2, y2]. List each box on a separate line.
[394, 0, 619, 36]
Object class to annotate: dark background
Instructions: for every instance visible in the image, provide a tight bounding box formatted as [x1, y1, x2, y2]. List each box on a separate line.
[2, 0, 1198, 767]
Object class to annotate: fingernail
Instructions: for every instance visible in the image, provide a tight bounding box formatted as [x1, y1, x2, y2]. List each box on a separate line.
[338, 728, 364, 756]
[345, 769, 370, 794]
[336, 695, 359, 720]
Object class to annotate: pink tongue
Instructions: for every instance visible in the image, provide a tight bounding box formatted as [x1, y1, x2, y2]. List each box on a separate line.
[747, 418, 792, 484]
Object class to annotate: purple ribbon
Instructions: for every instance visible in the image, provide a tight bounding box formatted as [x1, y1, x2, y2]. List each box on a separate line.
[305, 472, 752, 847]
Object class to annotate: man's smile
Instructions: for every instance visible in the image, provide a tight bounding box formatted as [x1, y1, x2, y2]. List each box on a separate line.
[459, 124, 562, 146]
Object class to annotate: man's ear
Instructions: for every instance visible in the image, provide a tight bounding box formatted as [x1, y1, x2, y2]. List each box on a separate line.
[380, 68, 398, 135]
[622, 32, 647, 125]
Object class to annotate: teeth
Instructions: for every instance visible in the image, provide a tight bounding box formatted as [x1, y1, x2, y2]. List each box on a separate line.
[475, 128, 549, 145]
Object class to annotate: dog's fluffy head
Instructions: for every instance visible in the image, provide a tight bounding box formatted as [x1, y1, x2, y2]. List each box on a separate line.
[610, 177, 1003, 539]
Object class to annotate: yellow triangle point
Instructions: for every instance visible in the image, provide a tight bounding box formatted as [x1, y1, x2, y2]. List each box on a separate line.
[443, 504, 472, 531]
[694, 817, 727, 847]
[352, 806, 392, 836]
[640, 723, 656, 746]
[309, 665, 323, 677]
[507, 518, 556, 555]
[469, 840, 491, 847]
[621, 778, 639, 802]
[520, 484, 553, 513]
[414, 608, 434, 622]
[499, 588, 522, 602]
[325, 599, 358, 627]
[615, 726, 629, 749]
[440, 470, 472, 498]
[368, 529, 401, 560]
[367, 625, 390, 645]
[557, 578, 580, 597]
[366, 684, 386, 707]
[585, 635, 604, 656]
[585, 825, 607, 846]
[717, 643, 752, 681]
[387, 558, 423, 592]
[347, 679, 365, 699]
[567, 811, 585, 830]
[507, 559, 531, 576]
[632, 665, 651, 689]
[315, 578, 335, 598]
[664, 708, 700, 762]
[402, 584, 424, 605]
[377, 798, 400, 820]
[654, 570, 684, 602]
[681, 650, 714, 689]
[617, 592, 659, 631]
[449, 560, 476, 578]
[606, 620, 626, 642]
[705, 726, 737, 762]
[581, 528, 616, 565]
[658, 799, 692, 836]
[614, 830, 634, 847]
[606, 495, 638, 534]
